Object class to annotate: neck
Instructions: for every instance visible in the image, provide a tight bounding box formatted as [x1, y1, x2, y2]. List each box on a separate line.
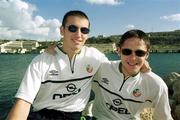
[119, 65, 129, 79]
[119, 63, 137, 79]
[62, 46, 80, 60]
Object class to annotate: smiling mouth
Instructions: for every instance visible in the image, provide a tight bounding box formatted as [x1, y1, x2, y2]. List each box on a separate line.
[127, 62, 138, 66]
[72, 39, 82, 44]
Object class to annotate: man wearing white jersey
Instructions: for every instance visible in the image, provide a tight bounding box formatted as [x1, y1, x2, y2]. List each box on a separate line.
[6, 10, 151, 120]
[6, 10, 108, 120]
[91, 29, 173, 120]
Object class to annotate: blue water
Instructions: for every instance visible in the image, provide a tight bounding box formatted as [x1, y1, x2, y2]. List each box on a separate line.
[0, 54, 37, 119]
[106, 53, 180, 77]
[0, 53, 180, 119]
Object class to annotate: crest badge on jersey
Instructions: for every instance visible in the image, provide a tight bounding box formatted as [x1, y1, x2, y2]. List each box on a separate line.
[86, 64, 93, 73]
[133, 88, 141, 97]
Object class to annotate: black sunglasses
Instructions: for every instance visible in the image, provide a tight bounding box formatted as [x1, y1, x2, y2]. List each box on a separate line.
[66, 25, 90, 34]
[121, 48, 147, 57]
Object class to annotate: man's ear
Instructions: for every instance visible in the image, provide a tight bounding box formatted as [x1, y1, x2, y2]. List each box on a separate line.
[60, 26, 64, 36]
[116, 47, 121, 56]
[116, 47, 121, 53]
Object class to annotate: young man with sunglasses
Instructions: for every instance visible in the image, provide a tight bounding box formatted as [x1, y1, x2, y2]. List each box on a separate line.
[6, 10, 108, 120]
[91, 29, 173, 120]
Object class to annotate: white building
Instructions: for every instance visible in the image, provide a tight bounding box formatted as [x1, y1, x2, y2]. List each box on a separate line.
[0, 40, 39, 54]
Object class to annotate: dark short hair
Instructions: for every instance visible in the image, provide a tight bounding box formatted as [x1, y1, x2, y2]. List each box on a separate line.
[62, 10, 90, 27]
[117, 29, 150, 52]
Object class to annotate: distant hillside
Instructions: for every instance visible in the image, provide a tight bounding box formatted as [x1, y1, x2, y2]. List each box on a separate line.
[87, 29, 180, 45]
[1, 30, 180, 45]
[148, 30, 180, 45]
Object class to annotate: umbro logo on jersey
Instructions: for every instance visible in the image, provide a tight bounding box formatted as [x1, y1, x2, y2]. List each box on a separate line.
[133, 88, 142, 97]
[49, 70, 59, 76]
[102, 78, 109, 84]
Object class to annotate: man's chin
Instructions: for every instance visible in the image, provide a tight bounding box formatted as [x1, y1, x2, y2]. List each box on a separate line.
[72, 46, 82, 53]
[128, 69, 140, 76]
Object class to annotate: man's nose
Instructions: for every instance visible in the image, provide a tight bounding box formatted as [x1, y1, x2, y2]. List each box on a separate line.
[75, 28, 82, 36]
[129, 52, 137, 60]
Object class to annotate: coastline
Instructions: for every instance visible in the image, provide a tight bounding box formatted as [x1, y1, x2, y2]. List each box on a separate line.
[0, 43, 179, 54]
[86, 43, 180, 53]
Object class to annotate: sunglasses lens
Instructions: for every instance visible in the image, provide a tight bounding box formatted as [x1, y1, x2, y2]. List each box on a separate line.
[68, 25, 78, 33]
[122, 49, 132, 55]
[135, 50, 146, 57]
[122, 49, 146, 57]
[67, 25, 89, 34]
[81, 27, 89, 34]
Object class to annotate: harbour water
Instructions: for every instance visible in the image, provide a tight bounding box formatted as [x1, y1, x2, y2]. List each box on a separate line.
[0, 53, 180, 119]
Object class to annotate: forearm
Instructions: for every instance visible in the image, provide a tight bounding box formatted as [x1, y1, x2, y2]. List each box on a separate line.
[153, 90, 173, 120]
[6, 98, 31, 120]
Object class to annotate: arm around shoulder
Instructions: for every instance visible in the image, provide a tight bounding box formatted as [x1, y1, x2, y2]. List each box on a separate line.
[152, 82, 173, 120]
[6, 98, 31, 120]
